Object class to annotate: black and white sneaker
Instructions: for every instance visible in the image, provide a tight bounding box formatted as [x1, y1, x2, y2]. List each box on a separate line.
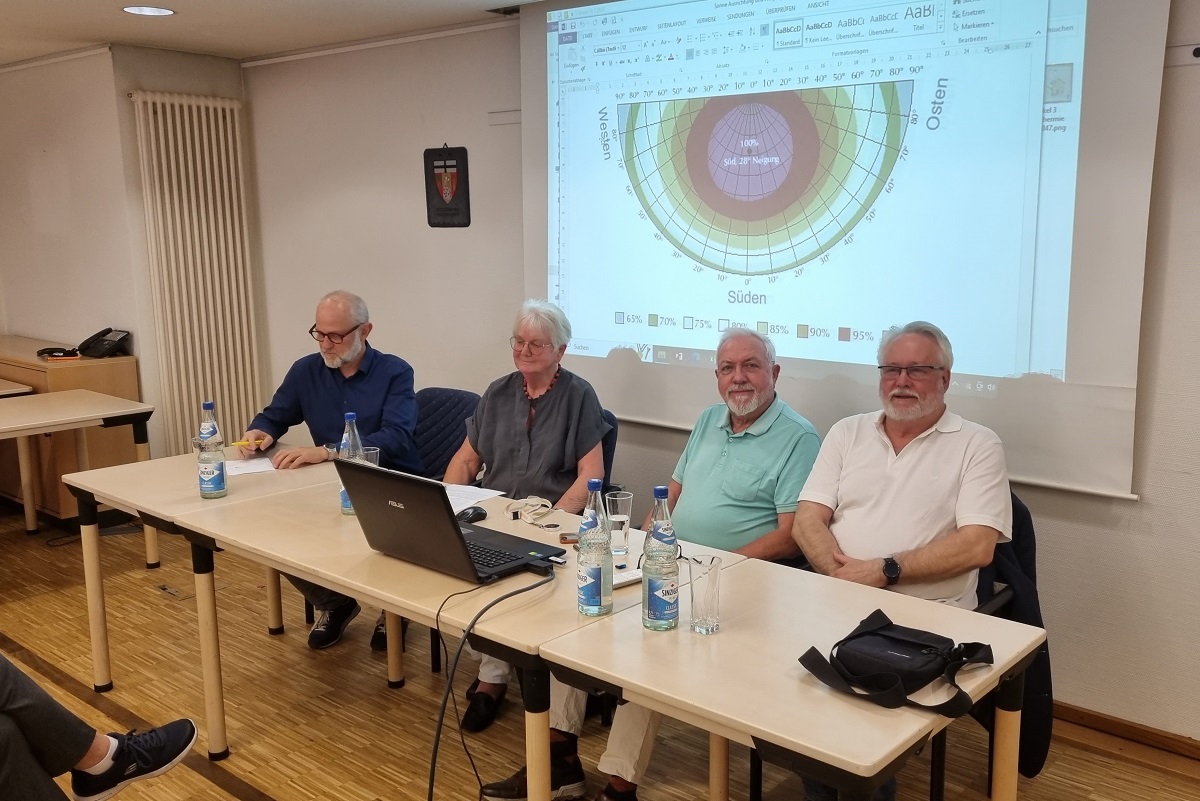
[480, 758, 587, 801]
[308, 600, 361, 649]
[71, 718, 197, 801]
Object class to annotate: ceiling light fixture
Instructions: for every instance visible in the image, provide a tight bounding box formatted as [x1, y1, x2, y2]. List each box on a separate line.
[123, 6, 175, 16]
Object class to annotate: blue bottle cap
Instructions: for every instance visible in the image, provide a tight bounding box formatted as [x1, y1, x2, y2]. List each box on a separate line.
[202, 400, 215, 410]
[344, 412, 357, 421]
[587, 478, 603, 491]
[653, 485, 668, 499]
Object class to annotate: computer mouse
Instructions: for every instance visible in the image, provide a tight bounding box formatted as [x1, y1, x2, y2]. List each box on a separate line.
[456, 505, 488, 524]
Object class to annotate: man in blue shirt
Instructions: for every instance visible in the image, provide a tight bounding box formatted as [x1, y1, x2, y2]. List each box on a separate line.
[238, 290, 421, 649]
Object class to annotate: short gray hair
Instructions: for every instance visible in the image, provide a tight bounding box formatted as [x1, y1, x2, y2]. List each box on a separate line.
[515, 299, 572, 348]
[878, 321, 954, 370]
[717, 328, 776, 364]
[320, 290, 369, 326]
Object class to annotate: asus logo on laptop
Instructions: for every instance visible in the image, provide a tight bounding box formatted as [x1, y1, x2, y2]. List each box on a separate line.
[388, 500, 405, 509]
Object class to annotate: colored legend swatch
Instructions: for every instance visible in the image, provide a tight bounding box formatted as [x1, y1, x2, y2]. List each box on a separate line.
[757, 321, 769, 334]
[615, 312, 625, 324]
[648, 314, 659, 326]
[838, 327, 852, 341]
[797, 324, 810, 338]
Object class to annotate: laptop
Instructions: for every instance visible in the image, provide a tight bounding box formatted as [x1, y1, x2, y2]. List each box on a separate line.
[335, 459, 566, 583]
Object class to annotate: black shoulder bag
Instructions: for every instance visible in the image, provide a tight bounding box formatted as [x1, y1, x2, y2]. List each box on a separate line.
[799, 609, 993, 718]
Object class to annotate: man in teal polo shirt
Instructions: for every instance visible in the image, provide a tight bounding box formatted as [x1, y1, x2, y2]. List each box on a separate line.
[660, 327, 820, 560]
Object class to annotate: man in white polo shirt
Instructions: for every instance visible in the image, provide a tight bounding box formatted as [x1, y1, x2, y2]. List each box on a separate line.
[792, 320, 1011, 801]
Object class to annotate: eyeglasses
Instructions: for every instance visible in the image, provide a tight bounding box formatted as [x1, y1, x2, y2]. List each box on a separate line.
[877, 365, 945, 380]
[309, 323, 363, 344]
[510, 337, 553, 353]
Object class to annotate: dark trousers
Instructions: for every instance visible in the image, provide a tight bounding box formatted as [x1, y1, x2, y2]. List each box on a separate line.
[1, 653, 96, 800]
[285, 574, 354, 611]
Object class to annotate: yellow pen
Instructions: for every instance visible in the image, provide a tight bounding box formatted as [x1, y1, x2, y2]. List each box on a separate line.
[229, 439, 266, 447]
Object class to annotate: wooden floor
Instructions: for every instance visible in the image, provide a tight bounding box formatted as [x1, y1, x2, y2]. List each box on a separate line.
[1, 501, 1197, 801]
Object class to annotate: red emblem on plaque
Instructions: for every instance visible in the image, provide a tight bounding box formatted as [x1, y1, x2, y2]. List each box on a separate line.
[434, 160, 458, 204]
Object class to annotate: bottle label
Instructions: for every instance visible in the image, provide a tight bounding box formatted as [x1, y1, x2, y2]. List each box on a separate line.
[340, 485, 354, 512]
[650, 521, 676, 545]
[199, 421, 217, 441]
[578, 509, 598, 537]
[645, 577, 678, 621]
[578, 565, 602, 607]
[198, 461, 226, 493]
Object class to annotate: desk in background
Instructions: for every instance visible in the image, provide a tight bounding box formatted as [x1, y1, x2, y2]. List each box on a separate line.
[0, 335, 141, 519]
[0, 379, 32, 397]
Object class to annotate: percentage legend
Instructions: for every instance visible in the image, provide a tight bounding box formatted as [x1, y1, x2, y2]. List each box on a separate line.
[768, 324, 790, 335]
[853, 330, 875, 341]
[627, 314, 644, 324]
[697, 319, 713, 329]
[659, 317, 676, 326]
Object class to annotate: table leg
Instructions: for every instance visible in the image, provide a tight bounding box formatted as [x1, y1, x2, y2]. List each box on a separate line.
[991, 672, 1025, 801]
[74, 428, 91, 471]
[523, 664, 552, 801]
[265, 568, 284, 635]
[130, 421, 158, 568]
[78, 495, 113, 692]
[192, 543, 230, 760]
[385, 611, 405, 689]
[15, 435, 38, 534]
[708, 733, 729, 801]
[143, 525, 161, 569]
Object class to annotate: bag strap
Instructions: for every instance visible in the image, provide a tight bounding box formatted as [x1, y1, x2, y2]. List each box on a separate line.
[799, 610, 995, 718]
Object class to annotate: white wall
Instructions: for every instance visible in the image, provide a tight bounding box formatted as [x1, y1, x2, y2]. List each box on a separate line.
[0, 46, 243, 452]
[243, 14, 1200, 741]
[242, 23, 526, 429]
[0, 51, 134, 347]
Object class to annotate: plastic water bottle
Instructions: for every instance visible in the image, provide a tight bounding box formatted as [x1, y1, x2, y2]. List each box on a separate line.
[199, 400, 223, 446]
[338, 412, 365, 515]
[195, 400, 226, 499]
[577, 478, 613, 616]
[642, 485, 679, 630]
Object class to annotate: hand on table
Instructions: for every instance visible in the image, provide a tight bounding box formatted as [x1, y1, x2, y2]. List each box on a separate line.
[271, 445, 328, 469]
[237, 430, 274, 459]
[831, 553, 888, 588]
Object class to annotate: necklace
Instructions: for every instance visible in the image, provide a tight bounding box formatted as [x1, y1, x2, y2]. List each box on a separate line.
[523, 366, 561, 430]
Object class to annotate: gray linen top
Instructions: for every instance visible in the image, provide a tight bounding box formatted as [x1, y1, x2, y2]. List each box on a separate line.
[466, 368, 610, 503]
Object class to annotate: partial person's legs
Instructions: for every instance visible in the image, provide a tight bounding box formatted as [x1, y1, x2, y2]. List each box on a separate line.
[481, 677, 589, 801]
[0, 713, 72, 801]
[594, 703, 663, 799]
[0, 654, 95, 781]
[286, 574, 360, 649]
[461, 648, 513, 732]
[0, 654, 196, 800]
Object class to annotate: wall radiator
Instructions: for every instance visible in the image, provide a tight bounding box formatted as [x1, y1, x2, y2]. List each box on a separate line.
[132, 91, 262, 455]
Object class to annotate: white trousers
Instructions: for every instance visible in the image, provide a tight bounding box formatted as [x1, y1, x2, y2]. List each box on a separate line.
[550, 677, 662, 785]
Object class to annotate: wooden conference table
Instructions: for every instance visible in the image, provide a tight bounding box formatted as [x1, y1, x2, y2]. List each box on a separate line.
[171, 482, 743, 769]
[1, 389, 153, 539]
[0, 378, 33, 397]
[63, 451, 341, 693]
[541, 558, 1046, 801]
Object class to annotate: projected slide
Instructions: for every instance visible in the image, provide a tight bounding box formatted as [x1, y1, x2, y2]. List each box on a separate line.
[548, 0, 1086, 380]
[621, 82, 912, 274]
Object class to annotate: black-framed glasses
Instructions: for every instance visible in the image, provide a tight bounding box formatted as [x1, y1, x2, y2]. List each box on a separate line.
[877, 365, 944, 380]
[509, 337, 553, 353]
[309, 323, 363, 344]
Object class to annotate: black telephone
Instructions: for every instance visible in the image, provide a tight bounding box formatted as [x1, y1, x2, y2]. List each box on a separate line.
[77, 328, 132, 358]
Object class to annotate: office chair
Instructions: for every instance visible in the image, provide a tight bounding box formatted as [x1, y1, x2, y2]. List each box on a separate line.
[601, 408, 619, 495]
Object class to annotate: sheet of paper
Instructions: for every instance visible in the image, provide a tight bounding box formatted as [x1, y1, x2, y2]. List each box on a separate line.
[444, 484, 504, 513]
[225, 458, 276, 476]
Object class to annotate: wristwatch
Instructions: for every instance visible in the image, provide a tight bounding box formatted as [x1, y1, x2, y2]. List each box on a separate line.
[882, 556, 902, 586]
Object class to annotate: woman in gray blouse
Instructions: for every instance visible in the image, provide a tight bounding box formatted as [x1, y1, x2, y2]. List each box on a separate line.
[444, 298, 611, 732]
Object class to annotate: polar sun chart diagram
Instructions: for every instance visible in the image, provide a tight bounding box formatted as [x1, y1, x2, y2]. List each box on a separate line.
[618, 81, 913, 275]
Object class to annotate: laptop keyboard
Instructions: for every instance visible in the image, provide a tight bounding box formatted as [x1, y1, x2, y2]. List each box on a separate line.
[466, 539, 522, 569]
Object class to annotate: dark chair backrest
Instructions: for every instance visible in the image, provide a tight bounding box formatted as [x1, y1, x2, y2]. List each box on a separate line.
[414, 387, 480, 481]
[600, 409, 618, 494]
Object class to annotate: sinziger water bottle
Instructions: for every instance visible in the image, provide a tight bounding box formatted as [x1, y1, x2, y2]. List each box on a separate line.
[577, 478, 613, 616]
[339, 412, 365, 515]
[199, 399, 223, 446]
[642, 485, 679, 630]
[196, 400, 226, 499]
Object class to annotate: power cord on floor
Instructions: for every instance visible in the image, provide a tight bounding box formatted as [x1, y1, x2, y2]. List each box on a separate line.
[427, 571, 557, 801]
